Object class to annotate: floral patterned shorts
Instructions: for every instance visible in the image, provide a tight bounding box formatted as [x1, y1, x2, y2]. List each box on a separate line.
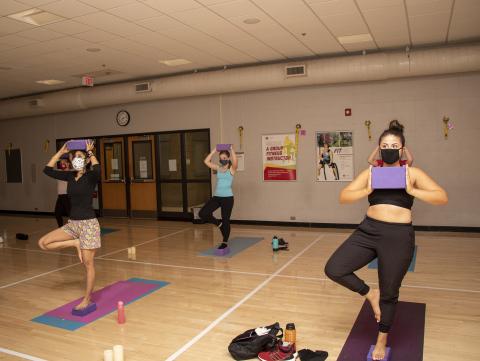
[62, 218, 101, 249]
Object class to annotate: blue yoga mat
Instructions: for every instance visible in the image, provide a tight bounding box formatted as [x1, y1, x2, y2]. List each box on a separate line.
[368, 246, 418, 272]
[199, 236, 264, 258]
[101, 227, 119, 236]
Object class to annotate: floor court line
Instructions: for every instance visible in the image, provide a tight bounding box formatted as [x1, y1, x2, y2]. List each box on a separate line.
[0, 347, 48, 361]
[97, 257, 480, 295]
[164, 235, 324, 361]
[0, 230, 188, 290]
[97, 228, 190, 258]
[4, 239, 477, 295]
[99, 257, 273, 277]
[0, 262, 81, 290]
[2, 246, 76, 257]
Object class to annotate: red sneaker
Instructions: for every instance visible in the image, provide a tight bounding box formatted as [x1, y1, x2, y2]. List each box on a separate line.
[258, 343, 297, 361]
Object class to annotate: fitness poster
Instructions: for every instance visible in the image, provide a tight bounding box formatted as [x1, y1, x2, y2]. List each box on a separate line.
[262, 133, 297, 181]
[316, 131, 353, 182]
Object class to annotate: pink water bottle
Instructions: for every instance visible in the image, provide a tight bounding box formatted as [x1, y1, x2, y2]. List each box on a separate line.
[117, 301, 126, 324]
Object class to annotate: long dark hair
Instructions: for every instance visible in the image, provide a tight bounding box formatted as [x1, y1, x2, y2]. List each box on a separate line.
[378, 119, 405, 146]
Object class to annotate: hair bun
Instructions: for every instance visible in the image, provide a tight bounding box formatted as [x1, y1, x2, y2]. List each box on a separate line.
[389, 119, 404, 133]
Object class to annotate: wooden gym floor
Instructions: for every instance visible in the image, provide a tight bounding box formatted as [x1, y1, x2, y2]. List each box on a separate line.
[0, 215, 478, 361]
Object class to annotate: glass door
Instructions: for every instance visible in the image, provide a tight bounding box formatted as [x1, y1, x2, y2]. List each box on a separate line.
[184, 131, 211, 212]
[157, 130, 211, 218]
[127, 135, 157, 218]
[100, 137, 127, 217]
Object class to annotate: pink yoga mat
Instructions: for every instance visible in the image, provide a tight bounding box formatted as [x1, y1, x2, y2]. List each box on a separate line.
[33, 278, 168, 330]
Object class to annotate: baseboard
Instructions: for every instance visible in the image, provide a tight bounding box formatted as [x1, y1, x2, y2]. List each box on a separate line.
[0, 210, 101, 217]
[230, 219, 480, 233]
[231, 219, 358, 229]
[1, 210, 479, 232]
[0, 210, 54, 216]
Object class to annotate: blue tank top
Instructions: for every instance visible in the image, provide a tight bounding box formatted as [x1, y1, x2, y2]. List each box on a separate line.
[215, 169, 234, 197]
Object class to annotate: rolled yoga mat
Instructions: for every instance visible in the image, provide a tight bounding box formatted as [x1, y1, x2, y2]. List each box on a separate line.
[337, 300, 426, 361]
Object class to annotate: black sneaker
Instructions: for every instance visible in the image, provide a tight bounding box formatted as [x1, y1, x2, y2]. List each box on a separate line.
[298, 349, 328, 361]
[217, 242, 228, 249]
[278, 238, 289, 250]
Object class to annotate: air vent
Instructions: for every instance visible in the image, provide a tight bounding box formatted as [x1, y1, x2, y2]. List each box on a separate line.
[285, 64, 306, 78]
[135, 82, 152, 93]
[29, 99, 45, 108]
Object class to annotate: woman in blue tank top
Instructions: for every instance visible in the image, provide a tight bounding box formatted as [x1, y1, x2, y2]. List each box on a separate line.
[199, 145, 238, 250]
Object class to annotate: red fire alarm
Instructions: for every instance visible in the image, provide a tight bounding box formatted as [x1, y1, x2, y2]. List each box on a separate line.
[81, 75, 94, 87]
[345, 108, 352, 116]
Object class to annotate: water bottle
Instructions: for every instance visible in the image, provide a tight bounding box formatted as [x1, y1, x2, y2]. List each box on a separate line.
[117, 301, 126, 324]
[285, 323, 296, 344]
[272, 235, 279, 252]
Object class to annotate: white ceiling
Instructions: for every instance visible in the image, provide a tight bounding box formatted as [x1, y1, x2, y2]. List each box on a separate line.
[0, 0, 479, 99]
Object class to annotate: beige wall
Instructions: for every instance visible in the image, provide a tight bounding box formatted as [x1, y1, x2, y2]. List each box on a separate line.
[1, 73, 479, 226]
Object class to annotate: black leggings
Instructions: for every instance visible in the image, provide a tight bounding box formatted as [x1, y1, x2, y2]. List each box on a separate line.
[54, 194, 71, 227]
[199, 196, 234, 243]
[324, 216, 415, 333]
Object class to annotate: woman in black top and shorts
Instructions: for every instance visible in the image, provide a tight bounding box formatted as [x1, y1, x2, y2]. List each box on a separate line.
[324, 121, 448, 360]
[40, 140, 101, 311]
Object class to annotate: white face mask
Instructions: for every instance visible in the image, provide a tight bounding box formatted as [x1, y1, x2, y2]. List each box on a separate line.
[72, 157, 85, 171]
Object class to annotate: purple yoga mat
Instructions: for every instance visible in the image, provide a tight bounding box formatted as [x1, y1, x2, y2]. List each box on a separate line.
[337, 300, 425, 361]
[216, 143, 231, 151]
[45, 280, 160, 323]
[66, 139, 89, 151]
[371, 167, 406, 189]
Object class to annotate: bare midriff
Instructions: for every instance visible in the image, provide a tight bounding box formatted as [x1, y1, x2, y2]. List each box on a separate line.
[367, 204, 412, 223]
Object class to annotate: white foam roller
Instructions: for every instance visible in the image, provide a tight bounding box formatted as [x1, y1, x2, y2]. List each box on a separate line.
[113, 345, 124, 361]
[104, 350, 113, 361]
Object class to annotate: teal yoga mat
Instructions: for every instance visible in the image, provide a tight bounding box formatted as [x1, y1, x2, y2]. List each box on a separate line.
[369, 246, 417, 272]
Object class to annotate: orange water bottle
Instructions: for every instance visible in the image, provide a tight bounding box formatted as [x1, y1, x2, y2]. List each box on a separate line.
[117, 301, 125, 324]
[284, 323, 296, 344]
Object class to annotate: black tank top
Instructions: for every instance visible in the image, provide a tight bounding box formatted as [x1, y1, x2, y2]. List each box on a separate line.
[368, 189, 414, 210]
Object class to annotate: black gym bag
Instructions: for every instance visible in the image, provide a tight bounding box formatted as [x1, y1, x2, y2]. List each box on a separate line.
[228, 322, 283, 360]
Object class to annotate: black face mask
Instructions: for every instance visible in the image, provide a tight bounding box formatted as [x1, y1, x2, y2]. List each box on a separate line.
[219, 159, 229, 166]
[380, 149, 400, 164]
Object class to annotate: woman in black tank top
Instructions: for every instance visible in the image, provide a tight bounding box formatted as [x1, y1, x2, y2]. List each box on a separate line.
[324, 120, 448, 360]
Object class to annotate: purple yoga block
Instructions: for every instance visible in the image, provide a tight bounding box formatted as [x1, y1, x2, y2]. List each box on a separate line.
[71, 302, 97, 316]
[214, 247, 230, 256]
[367, 345, 391, 361]
[216, 144, 231, 151]
[371, 166, 406, 189]
[66, 139, 89, 151]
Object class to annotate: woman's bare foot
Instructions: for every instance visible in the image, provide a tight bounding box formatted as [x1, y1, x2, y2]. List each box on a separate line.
[74, 297, 91, 310]
[372, 332, 388, 360]
[365, 288, 381, 322]
[74, 239, 83, 263]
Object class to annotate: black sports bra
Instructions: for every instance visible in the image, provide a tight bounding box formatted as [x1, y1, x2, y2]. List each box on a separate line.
[368, 189, 414, 210]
